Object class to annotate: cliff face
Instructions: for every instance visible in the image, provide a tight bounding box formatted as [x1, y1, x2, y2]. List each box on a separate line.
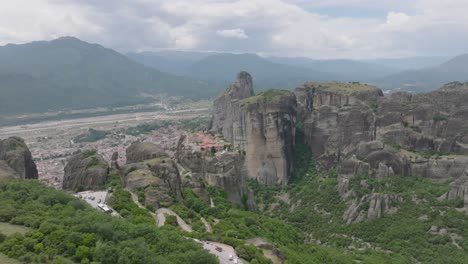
[123, 142, 182, 208]
[126, 141, 168, 164]
[295, 81, 468, 223]
[210, 71, 254, 142]
[0, 136, 38, 179]
[177, 147, 255, 209]
[239, 91, 297, 185]
[62, 150, 109, 191]
[294, 82, 383, 166]
[210, 73, 297, 185]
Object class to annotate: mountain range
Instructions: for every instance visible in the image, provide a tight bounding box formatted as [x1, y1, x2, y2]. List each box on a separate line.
[375, 54, 468, 92]
[0, 36, 467, 115]
[0, 37, 214, 114]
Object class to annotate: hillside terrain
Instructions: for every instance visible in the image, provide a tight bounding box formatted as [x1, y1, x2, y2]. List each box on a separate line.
[376, 54, 468, 92]
[0, 37, 214, 115]
[2, 73, 468, 263]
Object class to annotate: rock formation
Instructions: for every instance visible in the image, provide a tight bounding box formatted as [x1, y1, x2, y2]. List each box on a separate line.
[294, 81, 468, 223]
[210, 71, 254, 140]
[294, 82, 383, 166]
[0, 136, 38, 179]
[210, 72, 297, 185]
[177, 145, 255, 209]
[62, 150, 109, 191]
[126, 141, 168, 164]
[123, 143, 182, 208]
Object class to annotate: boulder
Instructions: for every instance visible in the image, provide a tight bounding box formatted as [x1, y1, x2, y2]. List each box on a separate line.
[0, 160, 19, 180]
[62, 150, 109, 191]
[126, 141, 168, 164]
[0, 136, 38, 179]
[123, 153, 182, 209]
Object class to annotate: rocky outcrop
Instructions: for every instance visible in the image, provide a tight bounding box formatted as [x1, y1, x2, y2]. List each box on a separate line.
[0, 136, 38, 179]
[294, 82, 383, 166]
[210, 71, 254, 140]
[210, 72, 297, 185]
[126, 141, 168, 164]
[343, 193, 402, 224]
[62, 150, 109, 191]
[177, 147, 255, 209]
[0, 160, 19, 180]
[293, 81, 468, 222]
[123, 145, 182, 209]
[238, 91, 296, 185]
[439, 170, 468, 209]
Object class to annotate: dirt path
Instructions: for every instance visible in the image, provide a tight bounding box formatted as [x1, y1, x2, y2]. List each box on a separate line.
[201, 217, 212, 233]
[155, 208, 193, 232]
[128, 190, 158, 224]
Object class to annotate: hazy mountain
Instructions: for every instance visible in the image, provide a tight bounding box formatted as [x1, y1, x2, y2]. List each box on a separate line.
[365, 56, 450, 71]
[375, 54, 468, 92]
[127, 51, 399, 88]
[267, 57, 397, 80]
[126, 50, 215, 75]
[0, 37, 215, 115]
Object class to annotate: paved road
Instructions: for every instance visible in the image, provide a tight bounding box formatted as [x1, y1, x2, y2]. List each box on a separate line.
[199, 240, 242, 264]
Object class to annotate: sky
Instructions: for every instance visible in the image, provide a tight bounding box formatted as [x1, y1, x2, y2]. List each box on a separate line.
[0, 0, 467, 59]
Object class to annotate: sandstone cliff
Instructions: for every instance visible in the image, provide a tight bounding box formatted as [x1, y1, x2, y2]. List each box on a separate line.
[0, 136, 38, 179]
[177, 145, 255, 209]
[210, 72, 297, 185]
[123, 142, 182, 208]
[62, 150, 109, 191]
[126, 141, 168, 164]
[294, 81, 468, 223]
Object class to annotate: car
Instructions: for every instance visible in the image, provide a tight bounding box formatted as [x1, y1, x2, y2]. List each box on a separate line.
[229, 254, 233, 260]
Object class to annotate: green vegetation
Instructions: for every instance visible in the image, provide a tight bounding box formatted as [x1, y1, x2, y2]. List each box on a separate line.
[108, 188, 154, 225]
[0, 37, 217, 115]
[301, 81, 377, 94]
[178, 116, 210, 132]
[251, 132, 468, 263]
[241, 89, 292, 105]
[433, 114, 449, 122]
[123, 121, 171, 136]
[0, 223, 30, 236]
[80, 149, 97, 159]
[0, 253, 19, 264]
[0, 180, 217, 264]
[73, 129, 109, 143]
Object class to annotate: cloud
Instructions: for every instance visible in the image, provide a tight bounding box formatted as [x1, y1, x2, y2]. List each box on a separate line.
[0, 0, 467, 59]
[216, 28, 248, 39]
[383, 12, 412, 31]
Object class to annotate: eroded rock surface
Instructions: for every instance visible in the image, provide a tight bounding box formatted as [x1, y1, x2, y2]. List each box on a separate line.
[0, 136, 38, 179]
[63, 150, 109, 191]
[123, 145, 182, 209]
[126, 141, 168, 164]
[210, 72, 296, 185]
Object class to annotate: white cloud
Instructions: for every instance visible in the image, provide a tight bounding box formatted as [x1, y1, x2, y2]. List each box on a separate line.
[383, 12, 412, 31]
[0, 0, 467, 58]
[216, 28, 248, 39]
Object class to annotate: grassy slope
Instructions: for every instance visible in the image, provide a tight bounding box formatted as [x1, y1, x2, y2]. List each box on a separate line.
[249, 132, 468, 264]
[0, 223, 30, 236]
[0, 253, 19, 264]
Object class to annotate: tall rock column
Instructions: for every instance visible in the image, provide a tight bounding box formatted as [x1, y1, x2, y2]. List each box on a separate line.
[211, 72, 296, 185]
[210, 71, 254, 145]
[0, 136, 38, 179]
[239, 91, 297, 185]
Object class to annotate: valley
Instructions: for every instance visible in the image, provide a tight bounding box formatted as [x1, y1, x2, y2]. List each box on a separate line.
[0, 107, 209, 187]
